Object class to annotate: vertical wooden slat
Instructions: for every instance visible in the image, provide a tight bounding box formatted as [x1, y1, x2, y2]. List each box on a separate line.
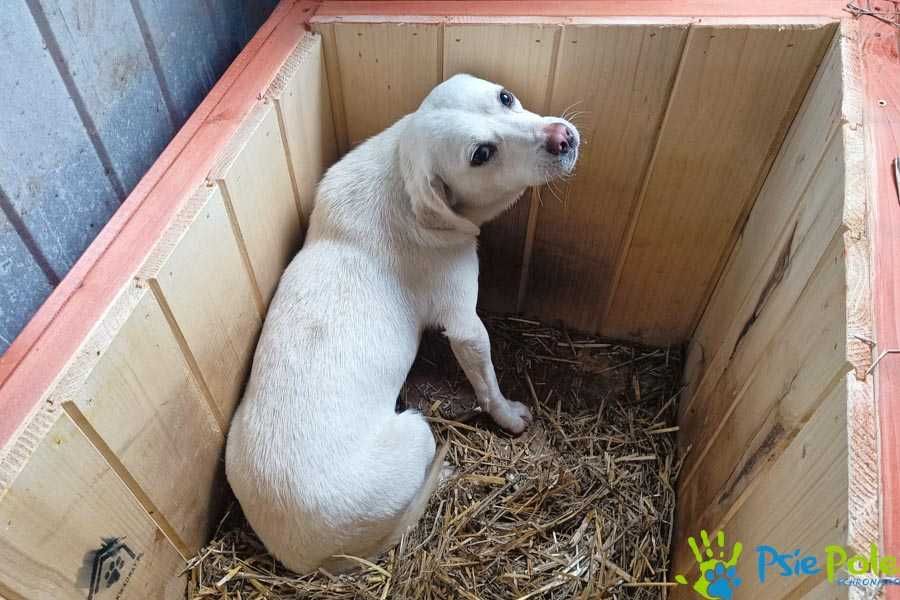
[603, 24, 834, 344]
[674, 234, 848, 567]
[681, 36, 844, 408]
[33, 0, 177, 192]
[442, 23, 558, 128]
[313, 22, 351, 155]
[131, 0, 224, 127]
[0, 1, 120, 283]
[270, 34, 339, 219]
[213, 104, 303, 306]
[147, 186, 261, 424]
[330, 22, 441, 148]
[523, 23, 688, 328]
[671, 380, 848, 600]
[66, 291, 224, 554]
[677, 159, 845, 489]
[442, 22, 560, 312]
[0, 413, 185, 599]
[0, 211, 55, 350]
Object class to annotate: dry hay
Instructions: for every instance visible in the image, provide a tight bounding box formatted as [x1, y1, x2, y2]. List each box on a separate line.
[186, 314, 684, 599]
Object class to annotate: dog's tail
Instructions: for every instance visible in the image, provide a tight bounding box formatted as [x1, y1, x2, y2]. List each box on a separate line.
[387, 439, 449, 547]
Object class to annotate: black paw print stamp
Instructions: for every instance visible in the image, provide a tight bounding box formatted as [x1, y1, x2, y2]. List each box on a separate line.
[101, 555, 126, 587]
[87, 537, 140, 599]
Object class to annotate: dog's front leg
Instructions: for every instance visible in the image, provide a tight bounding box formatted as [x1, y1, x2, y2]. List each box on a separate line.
[446, 318, 532, 434]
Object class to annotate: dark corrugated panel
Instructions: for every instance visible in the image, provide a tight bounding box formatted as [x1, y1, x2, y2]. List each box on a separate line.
[0, 0, 278, 353]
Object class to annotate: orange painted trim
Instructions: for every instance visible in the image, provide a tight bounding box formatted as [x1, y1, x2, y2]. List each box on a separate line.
[314, 0, 846, 18]
[864, 2, 900, 596]
[311, 13, 837, 26]
[0, 0, 321, 448]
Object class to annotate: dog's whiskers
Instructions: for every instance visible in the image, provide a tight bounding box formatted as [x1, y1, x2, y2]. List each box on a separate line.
[558, 99, 585, 122]
[542, 175, 566, 206]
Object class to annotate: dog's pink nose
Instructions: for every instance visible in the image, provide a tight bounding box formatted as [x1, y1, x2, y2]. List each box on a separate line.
[544, 123, 575, 155]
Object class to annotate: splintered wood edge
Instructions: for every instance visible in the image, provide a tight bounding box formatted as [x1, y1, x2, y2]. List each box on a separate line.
[839, 19, 880, 555]
[209, 34, 322, 183]
[0, 281, 144, 495]
[264, 31, 322, 100]
[207, 102, 274, 184]
[0, 9, 318, 499]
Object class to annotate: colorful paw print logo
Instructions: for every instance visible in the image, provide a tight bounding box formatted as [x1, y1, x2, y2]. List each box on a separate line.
[675, 530, 743, 599]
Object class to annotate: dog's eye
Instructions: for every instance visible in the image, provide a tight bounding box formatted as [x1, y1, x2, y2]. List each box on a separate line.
[499, 90, 514, 108]
[470, 144, 496, 166]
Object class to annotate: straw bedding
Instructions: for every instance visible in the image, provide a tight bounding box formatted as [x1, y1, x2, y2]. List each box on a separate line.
[186, 314, 684, 599]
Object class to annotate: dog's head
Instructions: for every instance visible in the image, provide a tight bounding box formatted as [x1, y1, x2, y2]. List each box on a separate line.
[399, 74, 580, 242]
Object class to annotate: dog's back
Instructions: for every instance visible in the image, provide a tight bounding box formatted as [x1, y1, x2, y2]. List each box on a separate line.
[225, 122, 441, 573]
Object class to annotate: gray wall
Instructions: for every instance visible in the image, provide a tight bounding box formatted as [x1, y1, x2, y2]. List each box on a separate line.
[0, 0, 279, 353]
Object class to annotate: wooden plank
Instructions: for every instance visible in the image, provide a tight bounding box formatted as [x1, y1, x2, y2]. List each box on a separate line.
[441, 22, 559, 312]
[0, 1, 120, 279]
[0, 213, 53, 352]
[200, 2, 243, 79]
[213, 104, 302, 306]
[35, 0, 177, 193]
[313, 22, 351, 155]
[797, 578, 847, 600]
[146, 186, 261, 425]
[331, 22, 441, 147]
[269, 34, 339, 220]
[682, 35, 843, 406]
[0, 2, 314, 450]
[672, 380, 848, 600]
[860, 3, 900, 591]
[678, 138, 846, 489]
[675, 234, 849, 564]
[603, 24, 834, 344]
[241, 0, 283, 46]
[315, 2, 846, 18]
[0, 412, 185, 599]
[132, 0, 223, 127]
[523, 23, 688, 329]
[65, 291, 224, 555]
[443, 23, 557, 112]
[837, 18, 879, 559]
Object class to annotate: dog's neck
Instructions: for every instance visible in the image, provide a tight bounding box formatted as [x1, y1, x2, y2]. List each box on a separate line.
[455, 190, 526, 226]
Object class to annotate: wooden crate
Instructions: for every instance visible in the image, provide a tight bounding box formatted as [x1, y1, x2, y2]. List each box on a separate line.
[0, 2, 896, 599]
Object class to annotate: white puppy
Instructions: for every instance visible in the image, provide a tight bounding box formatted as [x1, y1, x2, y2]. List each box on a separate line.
[226, 74, 580, 574]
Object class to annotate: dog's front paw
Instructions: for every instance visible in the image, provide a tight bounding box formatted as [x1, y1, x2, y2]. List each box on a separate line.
[491, 400, 533, 435]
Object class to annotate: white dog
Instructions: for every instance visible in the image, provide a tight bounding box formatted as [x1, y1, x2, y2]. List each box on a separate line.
[226, 74, 579, 574]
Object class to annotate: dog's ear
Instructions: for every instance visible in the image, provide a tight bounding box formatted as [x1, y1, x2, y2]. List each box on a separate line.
[410, 175, 480, 237]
